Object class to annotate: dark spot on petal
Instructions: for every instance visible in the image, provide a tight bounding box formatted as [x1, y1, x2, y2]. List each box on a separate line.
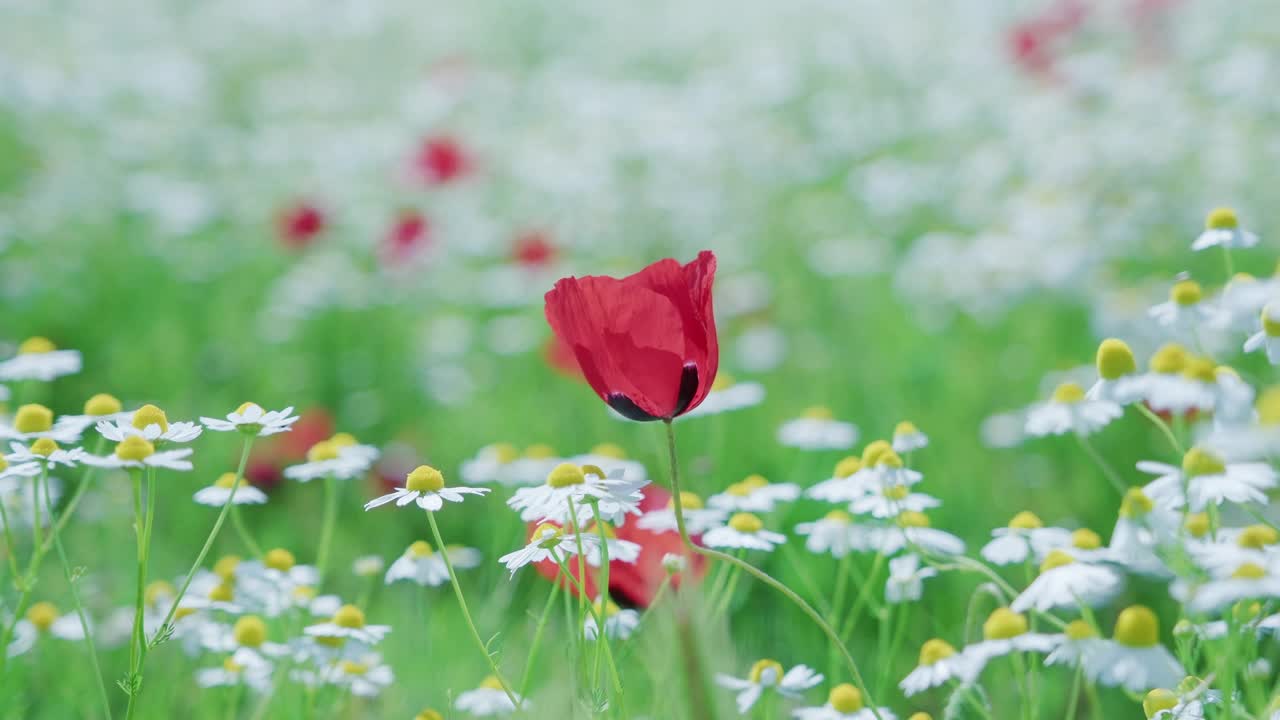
[607, 393, 660, 422]
[672, 363, 699, 417]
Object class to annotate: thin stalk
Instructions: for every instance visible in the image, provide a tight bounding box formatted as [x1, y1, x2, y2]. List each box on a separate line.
[229, 503, 262, 560]
[1136, 404, 1184, 455]
[0, 485, 21, 581]
[153, 439, 254, 641]
[425, 510, 523, 712]
[124, 469, 147, 719]
[838, 553, 885, 642]
[551, 551, 625, 697]
[1065, 666, 1082, 719]
[662, 421, 883, 720]
[314, 475, 339, 581]
[590, 501, 611, 691]
[42, 469, 113, 719]
[518, 576, 561, 698]
[1075, 434, 1127, 496]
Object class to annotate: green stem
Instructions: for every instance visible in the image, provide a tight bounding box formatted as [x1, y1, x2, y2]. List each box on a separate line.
[152, 439, 254, 643]
[662, 421, 883, 720]
[1065, 666, 1082, 719]
[838, 553, 885, 642]
[42, 469, 113, 719]
[425, 510, 523, 713]
[124, 469, 147, 720]
[551, 551, 625, 697]
[518, 576, 561, 698]
[314, 475, 339, 581]
[230, 504, 262, 560]
[590, 500, 611, 691]
[0, 485, 21, 581]
[1075, 434, 1127, 496]
[1135, 404, 1184, 455]
[712, 554, 745, 617]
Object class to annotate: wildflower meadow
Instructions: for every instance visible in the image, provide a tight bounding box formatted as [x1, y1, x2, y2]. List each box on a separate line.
[5, 1, 1280, 719]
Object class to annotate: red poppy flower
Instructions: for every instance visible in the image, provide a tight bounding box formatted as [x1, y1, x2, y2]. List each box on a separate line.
[532, 484, 706, 607]
[543, 251, 719, 421]
[382, 210, 431, 264]
[278, 201, 326, 249]
[414, 135, 470, 185]
[513, 231, 556, 268]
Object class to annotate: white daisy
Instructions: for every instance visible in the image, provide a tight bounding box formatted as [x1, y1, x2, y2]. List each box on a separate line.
[459, 443, 522, 485]
[303, 604, 390, 646]
[495, 446, 563, 486]
[979, 512, 1073, 566]
[1135, 347, 1218, 416]
[795, 511, 872, 558]
[195, 650, 274, 692]
[498, 522, 601, 576]
[200, 402, 299, 437]
[1216, 273, 1275, 333]
[201, 615, 290, 659]
[82, 436, 193, 472]
[0, 404, 83, 444]
[1193, 207, 1258, 251]
[583, 597, 640, 641]
[1185, 562, 1280, 614]
[708, 475, 801, 513]
[283, 436, 375, 482]
[193, 473, 267, 506]
[636, 491, 727, 535]
[1087, 339, 1144, 405]
[6, 440, 84, 469]
[891, 421, 928, 454]
[959, 608, 1059, 683]
[872, 512, 965, 557]
[806, 456, 869, 503]
[885, 553, 935, 604]
[1244, 303, 1280, 364]
[325, 655, 394, 697]
[364, 465, 489, 513]
[1108, 489, 1176, 578]
[1087, 606, 1184, 693]
[777, 408, 858, 451]
[567, 445, 648, 484]
[50, 394, 137, 437]
[507, 463, 646, 525]
[1010, 551, 1124, 613]
[1185, 524, 1279, 575]
[385, 541, 481, 586]
[233, 550, 322, 617]
[13, 602, 88, 643]
[900, 639, 972, 696]
[703, 513, 788, 552]
[716, 660, 823, 715]
[793, 683, 895, 720]
[1149, 278, 1215, 334]
[583, 523, 642, 566]
[352, 555, 385, 578]
[97, 405, 202, 444]
[683, 375, 766, 418]
[0, 338, 82, 382]
[1044, 620, 1107, 674]
[1024, 382, 1121, 437]
[455, 676, 526, 715]
[850, 484, 939, 519]
[1139, 447, 1277, 511]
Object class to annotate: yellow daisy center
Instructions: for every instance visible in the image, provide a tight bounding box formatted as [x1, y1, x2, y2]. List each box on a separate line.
[84, 393, 123, 416]
[265, 548, 296, 572]
[215, 472, 238, 489]
[1119, 489, 1154, 519]
[860, 440, 893, 466]
[408, 541, 434, 558]
[711, 372, 735, 391]
[1258, 387, 1280, 425]
[329, 433, 357, 448]
[223, 657, 244, 673]
[236, 402, 260, 415]
[894, 421, 919, 437]
[406, 465, 445, 492]
[743, 474, 769, 489]
[1114, 605, 1160, 647]
[144, 581, 174, 607]
[833, 456, 862, 478]
[26, 602, 58, 631]
[531, 523, 563, 545]
[524, 444, 556, 459]
[1051, 382, 1085, 404]
[1206, 206, 1239, 230]
[1064, 619, 1097, 640]
[593, 598, 621, 618]
[824, 510, 852, 524]
[667, 491, 704, 511]
[233, 616, 267, 648]
[306, 441, 339, 462]
[416, 710, 445, 720]
[883, 485, 910, 500]
[725, 482, 753, 497]
[1181, 357, 1216, 383]
[332, 604, 366, 629]
[896, 511, 930, 528]
[546, 463, 586, 488]
[1237, 524, 1279, 549]
[1232, 562, 1268, 580]
[803, 406, 834, 421]
[1096, 339, 1137, 380]
[340, 660, 368, 676]
[14, 404, 53, 434]
[918, 638, 956, 665]
[1143, 689, 1178, 718]
[30, 438, 58, 457]
[590, 443, 626, 459]
[18, 337, 55, 354]
[1071, 528, 1102, 550]
[1008, 511, 1043, 530]
[1263, 305, 1280, 337]
[1182, 447, 1225, 478]
[209, 582, 235, 603]
[1149, 343, 1189, 374]
[115, 436, 155, 461]
[480, 676, 505, 691]
[1039, 550, 1074, 573]
[983, 608, 1028, 640]
[214, 555, 241, 581]
[132, 404, 169, 432]
[1171, 279, 1203, 306]
[828, 683, 863, 713]
[489, 443, 519, 464]
[876, 451, 904, 469]
[729, 513, 763, 534]
[1184, 513, 1210, 539]
[748, 658, 785, 684]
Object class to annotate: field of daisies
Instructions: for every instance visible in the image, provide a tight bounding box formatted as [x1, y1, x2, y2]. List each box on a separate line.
[5, 1, 1280, 719]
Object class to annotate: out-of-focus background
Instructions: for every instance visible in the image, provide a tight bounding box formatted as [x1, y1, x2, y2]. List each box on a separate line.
[3, 0, 1279, 717]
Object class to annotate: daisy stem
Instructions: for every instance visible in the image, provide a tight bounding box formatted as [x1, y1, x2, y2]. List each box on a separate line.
[1075, 434, 1127, 496]
[124, 468, 149, 719]
[1222, 245, 1235, 280]
[314, 475, 339, 582]
[712, 551, 746, 617]
[551, 550, 626, 697]
[662, 420, 884, 720]
[230, 503, 262, 560]
[0, 491, 21, 581]
[589, 500, 611, 690]
[153, 438, 254, 644]
[425, 510, 524, 712]
[837, 552, 885, 643]
[29, 463, 45, 569]
[1135, 403, 1184, 455]
[31, 436, 106, 560]
[1065, 666, 1082, 719]
[875, 601, 910, 698]
[0, 467, 56, 681]
[518, 573, 561, 699]
[41, 469, 113, 719]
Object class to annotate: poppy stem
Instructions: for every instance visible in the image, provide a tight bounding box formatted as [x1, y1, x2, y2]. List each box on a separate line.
[662, 421, 884, 720]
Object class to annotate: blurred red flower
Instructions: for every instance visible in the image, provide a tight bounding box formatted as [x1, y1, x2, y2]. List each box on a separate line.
[414, 136, 470, 185]
[513, 231, 557, 268]
[382, 210, 431, 264]
[278, 201, 326, 249]
[532, 484, 706, 607]
[543, 251, 719, 421]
